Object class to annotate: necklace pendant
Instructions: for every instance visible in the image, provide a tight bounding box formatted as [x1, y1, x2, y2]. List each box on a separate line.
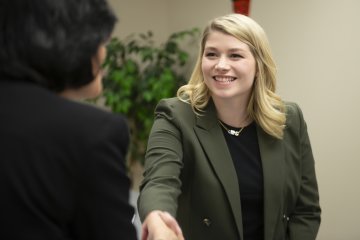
[219, 120, 244, 137]
[228, 130, 239, 136]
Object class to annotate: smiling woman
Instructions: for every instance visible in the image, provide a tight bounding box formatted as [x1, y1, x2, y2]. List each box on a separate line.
[138, 13, 321, 240]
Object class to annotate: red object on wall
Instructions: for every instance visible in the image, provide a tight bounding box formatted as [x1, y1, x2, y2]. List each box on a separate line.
[233, 0, 251, 16]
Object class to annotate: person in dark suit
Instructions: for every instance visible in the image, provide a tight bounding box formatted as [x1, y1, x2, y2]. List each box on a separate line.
[0, 0, 181, 239]
[138, 14, 321, 240]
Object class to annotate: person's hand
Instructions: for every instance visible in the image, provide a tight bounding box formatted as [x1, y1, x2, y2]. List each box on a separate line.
[141, 210, 184, 240]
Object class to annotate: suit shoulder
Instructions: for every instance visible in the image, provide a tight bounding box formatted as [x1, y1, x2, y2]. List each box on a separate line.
[157, 97, 191, 109]
[156, 97, 194, 118]
[63, 99, 125, 124]
[284, 101, 307, 134]
[41, 97, 129, 146]
[284, 101, 304, 121]
[285, 101, 299, 113]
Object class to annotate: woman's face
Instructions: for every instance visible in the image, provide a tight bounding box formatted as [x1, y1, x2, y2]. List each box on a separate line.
[201, 30, 257, 104]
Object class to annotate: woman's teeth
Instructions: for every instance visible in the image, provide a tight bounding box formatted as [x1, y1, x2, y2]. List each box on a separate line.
[213, 76, 236, 82]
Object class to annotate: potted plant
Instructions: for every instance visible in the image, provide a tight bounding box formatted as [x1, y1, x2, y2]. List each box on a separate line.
[100, 28, 199, 167]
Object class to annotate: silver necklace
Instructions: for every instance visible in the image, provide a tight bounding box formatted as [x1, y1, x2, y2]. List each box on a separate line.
[218, 120, 244, 136]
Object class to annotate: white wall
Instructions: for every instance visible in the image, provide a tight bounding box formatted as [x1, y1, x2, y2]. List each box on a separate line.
[108, 0, 170, 42]
[168, 0, 232, 32]
[109, 0, 360, 239]
[109, 0, 232, 38]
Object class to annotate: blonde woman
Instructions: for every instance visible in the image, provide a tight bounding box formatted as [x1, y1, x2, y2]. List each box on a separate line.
[138, 14, 321, 240]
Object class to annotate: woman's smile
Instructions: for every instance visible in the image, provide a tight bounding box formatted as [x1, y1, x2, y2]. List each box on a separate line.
[213, 75, 237, 83]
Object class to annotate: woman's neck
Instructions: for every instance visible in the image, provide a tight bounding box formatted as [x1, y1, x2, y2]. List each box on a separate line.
[213, 97, 250, 128]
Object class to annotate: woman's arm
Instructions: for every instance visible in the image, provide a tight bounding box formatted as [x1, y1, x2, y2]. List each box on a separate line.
[137, 110, 184, 219]
[288, 104, 321, 239]
[137, 100, 185, 238]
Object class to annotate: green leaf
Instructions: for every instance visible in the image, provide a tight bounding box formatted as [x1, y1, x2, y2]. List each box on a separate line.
[178, 51, 188, 65]
[143, 91, 153, 102]
[124, 60, 137, 74]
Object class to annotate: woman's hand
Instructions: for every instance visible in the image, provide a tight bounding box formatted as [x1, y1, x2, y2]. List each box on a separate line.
[141, 210, 184, 240]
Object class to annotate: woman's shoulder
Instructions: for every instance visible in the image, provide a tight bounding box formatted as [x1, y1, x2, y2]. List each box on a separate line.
[283, 101, 307, 133]
[157, 97, 190, 108]
[155, 97, 196, 123]
[284, 101, 304, 120]
[156, 97, 193, 114]
[284, 101, 300, 112]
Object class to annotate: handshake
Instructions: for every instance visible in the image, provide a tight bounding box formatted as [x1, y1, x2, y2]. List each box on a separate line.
[141, 211, 184, 240]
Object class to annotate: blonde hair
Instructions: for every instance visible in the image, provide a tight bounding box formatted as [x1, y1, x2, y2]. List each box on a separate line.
[177, 13, 286, 139]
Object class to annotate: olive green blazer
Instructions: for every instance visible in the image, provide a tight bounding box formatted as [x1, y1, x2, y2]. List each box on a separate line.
[138, 98, 321, 240]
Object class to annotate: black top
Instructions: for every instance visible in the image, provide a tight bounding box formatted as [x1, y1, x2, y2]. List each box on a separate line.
[220, 121, 264, 240]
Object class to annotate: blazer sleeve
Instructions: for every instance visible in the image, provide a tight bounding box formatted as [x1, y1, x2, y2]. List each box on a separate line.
[137, 99, 184, 221]
[73, 113, 137, 240]
[287, 103, 321, 240]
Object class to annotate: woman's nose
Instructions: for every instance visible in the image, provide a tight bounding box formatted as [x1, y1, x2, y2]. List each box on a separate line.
[215, 56, 230, 70]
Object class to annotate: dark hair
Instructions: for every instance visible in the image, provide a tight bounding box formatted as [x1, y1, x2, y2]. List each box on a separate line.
[0, 0, 117, 92]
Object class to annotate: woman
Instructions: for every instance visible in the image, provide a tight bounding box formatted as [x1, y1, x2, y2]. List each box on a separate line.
[138, 14, 321, 240]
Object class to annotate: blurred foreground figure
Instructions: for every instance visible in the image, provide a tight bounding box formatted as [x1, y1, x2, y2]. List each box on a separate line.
[0, 0, 138, 239]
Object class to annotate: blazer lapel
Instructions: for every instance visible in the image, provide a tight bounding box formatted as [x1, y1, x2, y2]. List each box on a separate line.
[192, 101, 284, 240]
[257, 126, 285, 240]
[193, 102, 244, 240]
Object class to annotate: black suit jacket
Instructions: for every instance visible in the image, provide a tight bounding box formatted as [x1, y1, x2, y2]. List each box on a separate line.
[0, 80, 137, 240]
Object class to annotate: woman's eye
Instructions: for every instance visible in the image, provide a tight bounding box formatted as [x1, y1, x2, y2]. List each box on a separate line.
[230, 53, 243, 59]
[205, 52, 217, 58]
